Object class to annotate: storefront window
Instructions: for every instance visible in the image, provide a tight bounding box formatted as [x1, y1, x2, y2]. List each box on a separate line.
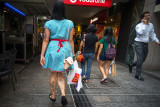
[5, 14, 24, 38]
[10, 17, 23, 35]
[105, 13, 121, 45]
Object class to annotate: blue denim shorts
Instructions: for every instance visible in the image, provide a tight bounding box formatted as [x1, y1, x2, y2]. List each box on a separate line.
[99, 52, 112, 61]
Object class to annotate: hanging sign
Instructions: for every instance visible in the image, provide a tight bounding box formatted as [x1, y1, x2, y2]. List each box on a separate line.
[90, 10, 107, 24]
[90, 17, 98, 23]
[63, 0, 112, 8]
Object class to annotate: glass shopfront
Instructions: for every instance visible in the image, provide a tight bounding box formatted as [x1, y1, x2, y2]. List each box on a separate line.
[2, 3, 34, 63]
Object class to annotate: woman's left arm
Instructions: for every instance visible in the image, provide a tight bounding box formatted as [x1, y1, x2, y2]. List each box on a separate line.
[69, 28, 75, 56]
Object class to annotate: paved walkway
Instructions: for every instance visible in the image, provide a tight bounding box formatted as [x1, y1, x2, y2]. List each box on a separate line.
[0, 56, 160, 107]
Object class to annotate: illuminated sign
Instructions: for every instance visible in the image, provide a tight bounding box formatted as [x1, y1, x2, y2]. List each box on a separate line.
[90, 10, 107, 24]
[4, 3, 26, 16]
[90, 17, 98, 23]
[63, 0, 112, 8]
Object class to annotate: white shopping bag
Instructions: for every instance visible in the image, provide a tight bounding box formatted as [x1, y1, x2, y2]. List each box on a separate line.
[109, 64, 112, 74]
[76, 73, 83, 92]
[109, 60, 114, 74]
[67, 60, 83, 92]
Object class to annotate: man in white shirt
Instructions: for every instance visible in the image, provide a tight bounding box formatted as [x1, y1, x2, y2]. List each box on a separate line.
[128, 11, 160, 81]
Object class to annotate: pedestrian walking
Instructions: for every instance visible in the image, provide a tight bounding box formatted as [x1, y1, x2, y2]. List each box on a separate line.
[128, 11, 160, 81]
[79, 24, 98, 83]
[97, 27, 117, 84]
[40, 0, 75, 106]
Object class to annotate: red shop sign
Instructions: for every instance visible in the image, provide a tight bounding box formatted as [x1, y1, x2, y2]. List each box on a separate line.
[63, 0, 112, 8]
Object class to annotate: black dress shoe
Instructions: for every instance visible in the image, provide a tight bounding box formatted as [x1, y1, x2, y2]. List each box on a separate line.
[49, 94, 56, 102]
[135, 76, 144, 81]
[128, 64, 132, 73]
[61, 96, 68, 106]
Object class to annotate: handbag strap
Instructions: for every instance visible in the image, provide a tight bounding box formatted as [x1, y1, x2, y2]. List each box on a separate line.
[64, 20, 71, 59]
[82, 34, 86, 54]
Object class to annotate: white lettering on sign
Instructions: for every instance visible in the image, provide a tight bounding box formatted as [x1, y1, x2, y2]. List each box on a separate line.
[76, 0, 105, 3]
[70, 0, 77, 3]
[65, 0, 112, 8]
[90, 17, 98, 23]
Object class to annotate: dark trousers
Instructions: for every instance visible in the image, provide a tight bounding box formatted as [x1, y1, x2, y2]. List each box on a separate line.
[132, 41, 148, 77]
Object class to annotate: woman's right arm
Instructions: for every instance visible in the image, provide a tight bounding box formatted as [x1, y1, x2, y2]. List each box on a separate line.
[40, 28, 50, 66]
[69, 28, 75, 57]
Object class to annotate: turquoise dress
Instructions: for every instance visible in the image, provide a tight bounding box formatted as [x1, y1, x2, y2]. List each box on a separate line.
[42, 19, 74, 72]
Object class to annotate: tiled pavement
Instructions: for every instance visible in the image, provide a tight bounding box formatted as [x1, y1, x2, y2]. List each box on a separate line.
[0, 56, 160, 107]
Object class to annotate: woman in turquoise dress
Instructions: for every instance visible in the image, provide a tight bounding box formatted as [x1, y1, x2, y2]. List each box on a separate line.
[40, 1, 75, 106]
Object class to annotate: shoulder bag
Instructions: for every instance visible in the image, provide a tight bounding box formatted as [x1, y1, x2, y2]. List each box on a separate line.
[63, 21, 74, 70]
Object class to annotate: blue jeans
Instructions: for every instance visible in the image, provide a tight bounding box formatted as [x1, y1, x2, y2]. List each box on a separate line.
[81, 53, 94, 80]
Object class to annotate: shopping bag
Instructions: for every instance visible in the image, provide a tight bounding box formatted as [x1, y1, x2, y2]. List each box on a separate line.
[76, 73, 83, 92]
[109, 61, 114, 74]
[109, 64, 112, 74]
[67, 60, 83, 92]
[67, 69, 80, 84]
[111, 61, 116, 76]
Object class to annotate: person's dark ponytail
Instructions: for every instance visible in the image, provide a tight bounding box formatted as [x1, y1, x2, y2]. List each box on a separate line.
[103, 27, 113, 43]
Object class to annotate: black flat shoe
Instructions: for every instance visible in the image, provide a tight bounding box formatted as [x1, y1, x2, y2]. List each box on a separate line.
[100, 77, 108, 84]
[135, 76, 144, 81]
[61, 96, 68, 106]
[128, 64, 132, 73]
[49, 94, 56, 102]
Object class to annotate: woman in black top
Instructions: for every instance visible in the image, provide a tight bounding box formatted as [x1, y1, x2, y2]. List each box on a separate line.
[79, 24, 98, 83]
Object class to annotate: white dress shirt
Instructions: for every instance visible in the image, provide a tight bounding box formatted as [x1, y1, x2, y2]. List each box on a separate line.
[135, 22, 159, 43]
